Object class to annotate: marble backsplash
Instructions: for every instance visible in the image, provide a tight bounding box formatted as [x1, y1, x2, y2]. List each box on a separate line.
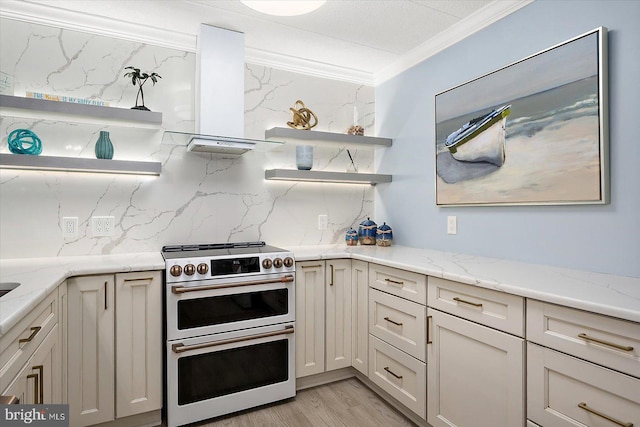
[0, 18, 376, 258]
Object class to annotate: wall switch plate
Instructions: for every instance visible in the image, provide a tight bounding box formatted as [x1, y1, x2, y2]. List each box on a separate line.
[447, 216, 457, 235]
[92, 216, 115, 236]
[63, 217, 78, 237]
[318, 214, 328, 230]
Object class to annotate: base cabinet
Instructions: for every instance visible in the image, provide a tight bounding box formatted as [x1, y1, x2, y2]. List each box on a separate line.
[351, 260, 368, 375]
[67, 271, 161, 427]
[427, 308, 525, 427]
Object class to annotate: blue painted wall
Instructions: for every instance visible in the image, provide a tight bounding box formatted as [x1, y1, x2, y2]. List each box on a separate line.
[375, 0, 640, 277]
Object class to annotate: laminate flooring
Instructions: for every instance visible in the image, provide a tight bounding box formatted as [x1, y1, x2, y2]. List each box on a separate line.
[199, 378, 417, 427]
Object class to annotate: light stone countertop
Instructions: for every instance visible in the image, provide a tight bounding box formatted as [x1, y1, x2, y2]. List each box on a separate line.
[0, 252, 164, 336]
[1, 245, 639, 337]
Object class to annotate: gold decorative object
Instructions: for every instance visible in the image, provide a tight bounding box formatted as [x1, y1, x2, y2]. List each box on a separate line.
[287, 100, 318, 130]
[347, 125, 364, 136]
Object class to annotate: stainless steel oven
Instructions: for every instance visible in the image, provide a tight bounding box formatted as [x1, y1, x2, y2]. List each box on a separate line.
[162, 242, 296, 427]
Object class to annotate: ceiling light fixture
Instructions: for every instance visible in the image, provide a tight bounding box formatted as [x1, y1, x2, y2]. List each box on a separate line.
[240, 0, 326, 17]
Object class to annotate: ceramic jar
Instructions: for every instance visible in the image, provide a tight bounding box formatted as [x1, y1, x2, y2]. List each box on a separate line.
[345, 228, 358, 246]
[376, 222, 393, 246]
[95, 130, 114, 159]
[358, 217, 377, 245]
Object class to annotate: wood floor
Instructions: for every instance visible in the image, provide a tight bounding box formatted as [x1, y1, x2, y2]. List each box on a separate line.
[199, 378, 417, 427]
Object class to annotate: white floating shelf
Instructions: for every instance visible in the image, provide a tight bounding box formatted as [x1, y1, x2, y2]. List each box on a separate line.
[265, 169, 392, 185]
[265, 127, 392, 148]
[0, 153, 161, 176]
[0, 95, 162, 124]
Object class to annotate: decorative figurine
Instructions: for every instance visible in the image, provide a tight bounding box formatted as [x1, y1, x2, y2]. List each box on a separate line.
[124, 66, 161, 111]
[358, 217, 377, 245]
[345, 228, 358, 246]
[376, 222, 393, 246]
[287, 100, 318, 130]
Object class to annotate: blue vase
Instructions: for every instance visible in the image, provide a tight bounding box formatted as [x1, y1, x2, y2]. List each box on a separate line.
[95, 130, 114, 159]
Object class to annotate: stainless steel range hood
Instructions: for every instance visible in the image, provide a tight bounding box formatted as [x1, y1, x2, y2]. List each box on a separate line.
[190, 24, 253, 155]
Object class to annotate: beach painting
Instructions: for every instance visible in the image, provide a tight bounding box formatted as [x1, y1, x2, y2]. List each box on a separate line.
[435, 27, 608, 206]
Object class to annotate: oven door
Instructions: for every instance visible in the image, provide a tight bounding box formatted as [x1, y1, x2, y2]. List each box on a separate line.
[166, 273, 295, 341]
[166, 323, 295, 427]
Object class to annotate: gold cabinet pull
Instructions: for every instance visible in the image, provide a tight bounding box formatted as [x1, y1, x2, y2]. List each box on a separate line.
[27, 373, 38, 404]
[329, 264, 334, 286]
[427, 315, 433, 344]
[383, 366, 403, 379]
[385, 278, 404, 286]
[384, 316, 403, 326]
[104, 281, 108, 310]
[19, 326, 42, 344]
[301, 264, 322, 269]
[578, 333, 634, 352]
[33, 365, 43, 404]
[453, 297, 483, 308]
[578, 402, 633, 427]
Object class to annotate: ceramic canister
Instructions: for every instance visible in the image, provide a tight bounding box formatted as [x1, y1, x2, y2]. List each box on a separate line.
[345, 228, 358, 246]
[376, 222, 393, 246]
[358, 217, 377, 245]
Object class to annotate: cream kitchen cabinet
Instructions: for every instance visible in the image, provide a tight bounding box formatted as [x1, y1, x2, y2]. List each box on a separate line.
[351, 259, 369, 375]
[67, 271, 162, 427]
[295, 259, 352, 378]
[427, 277, 525, 427]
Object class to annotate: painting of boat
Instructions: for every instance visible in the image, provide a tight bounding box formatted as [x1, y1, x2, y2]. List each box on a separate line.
[444, 104, 511, 166]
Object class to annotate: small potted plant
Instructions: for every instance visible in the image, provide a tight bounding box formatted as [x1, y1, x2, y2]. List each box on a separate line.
[124, 66, 161, 111]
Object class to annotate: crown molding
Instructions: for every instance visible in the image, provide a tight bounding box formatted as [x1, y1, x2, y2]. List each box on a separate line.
[373, 0, 534, 85]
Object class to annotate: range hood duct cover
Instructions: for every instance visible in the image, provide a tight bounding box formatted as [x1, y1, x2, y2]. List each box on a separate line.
[193, 24, 253, 154]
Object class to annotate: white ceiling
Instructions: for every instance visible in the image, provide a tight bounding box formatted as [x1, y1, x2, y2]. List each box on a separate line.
[0, 0, 531, 84]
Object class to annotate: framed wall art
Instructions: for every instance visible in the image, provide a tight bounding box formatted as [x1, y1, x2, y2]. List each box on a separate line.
[435, 27, 608, 206]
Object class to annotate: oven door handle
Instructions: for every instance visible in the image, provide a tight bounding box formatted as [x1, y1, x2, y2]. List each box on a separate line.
[171, 274, 294, 294]
[171, 325, 294, 353]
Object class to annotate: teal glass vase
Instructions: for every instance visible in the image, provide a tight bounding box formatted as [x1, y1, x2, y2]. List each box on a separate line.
[95, 130, 114, 159]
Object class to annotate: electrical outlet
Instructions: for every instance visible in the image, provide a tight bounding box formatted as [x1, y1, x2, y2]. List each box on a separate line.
[92, 216, 115, 236]
[447, 216, 457, 235]
[318, 214, 328, 230]
[63, 217, 78, 237]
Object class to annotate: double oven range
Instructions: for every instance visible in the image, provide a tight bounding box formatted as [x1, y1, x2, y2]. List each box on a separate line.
[162, 242, 296, 427]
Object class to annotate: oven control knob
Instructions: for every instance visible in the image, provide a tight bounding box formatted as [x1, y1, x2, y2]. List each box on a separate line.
[283, 257, 294, 268]
[169, 265, 182, 277]
[184, 264, 196, 276]
[273, 257, 283, 268]
[262, 258, 273, 269]
[197, 263, 209, 275]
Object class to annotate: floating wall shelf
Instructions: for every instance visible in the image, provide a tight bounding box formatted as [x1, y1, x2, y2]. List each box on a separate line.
[0, 94, 162, 124]
[265, 127, 392, 148]
[265, 169, 392, 185]
[0, 153, 161, 176]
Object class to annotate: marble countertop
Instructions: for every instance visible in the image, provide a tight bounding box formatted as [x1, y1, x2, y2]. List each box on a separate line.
[1, 245, 638, 337]
[0, 252, 164, 336]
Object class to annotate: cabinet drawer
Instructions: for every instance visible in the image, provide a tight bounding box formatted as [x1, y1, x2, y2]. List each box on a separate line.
[527, 300, 639, 378]
[428, 277, 524, 336]
[369, 288, 426, 361]
[369, 264, 426, 304]
[369, 335, 426, 419]
[0, 289, 58, 392]
[528, 343, 640, 427]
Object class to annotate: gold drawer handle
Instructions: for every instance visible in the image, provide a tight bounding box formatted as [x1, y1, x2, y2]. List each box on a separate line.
[385, 278, 404, 286]
[384, 316, 403, 326]
[383, 366, 403, 379]
[301, 264, 322, 269]
[19, 326, 42, 344]
[578, 402, 633, 427]
[453, 297, 483, 308]
[578, 333, 634, 352]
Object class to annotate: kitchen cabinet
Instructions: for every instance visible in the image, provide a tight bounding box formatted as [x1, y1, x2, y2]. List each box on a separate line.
[527, 301, 640, 427]
[1, 287, 61, 403]
[427, 277, 525, 427]
[67, 271, 162, 427]
[0, 94, 162, 175]
[351, 259, 368, 375]
[367, 264, 427, 419]
[295, 259, 352, 377]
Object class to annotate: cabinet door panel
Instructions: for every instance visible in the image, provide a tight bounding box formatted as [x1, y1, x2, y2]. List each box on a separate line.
[295, 262, 325, 377]
[115, 271, 162, 418]
[351, 260, 368, 375]
[67, 275, 115, 427]
[427, 308, 524, 427]
[326, 259, 352, 371]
